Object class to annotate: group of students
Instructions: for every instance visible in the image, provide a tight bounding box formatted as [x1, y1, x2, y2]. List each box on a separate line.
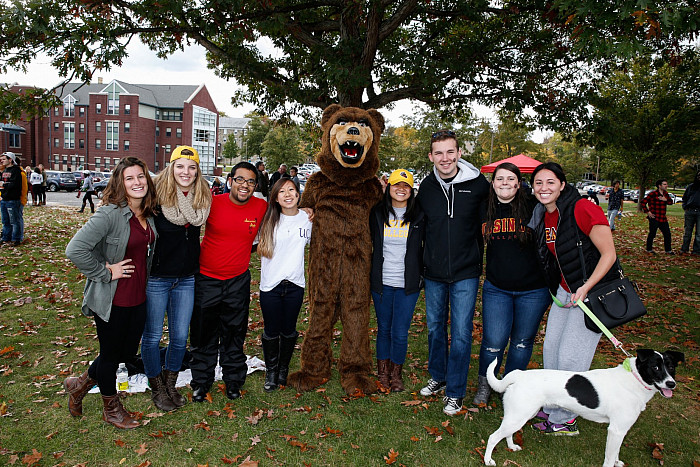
[0, 152, 35, 246]
[62, 133, 618, 437]
[62, 147, 312, 428]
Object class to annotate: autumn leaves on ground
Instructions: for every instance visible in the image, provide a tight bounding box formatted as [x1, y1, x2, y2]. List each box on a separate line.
[0, 206, 698, 466]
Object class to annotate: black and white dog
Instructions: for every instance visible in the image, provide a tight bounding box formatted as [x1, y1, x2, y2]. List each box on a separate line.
[483, 349, 684, 467]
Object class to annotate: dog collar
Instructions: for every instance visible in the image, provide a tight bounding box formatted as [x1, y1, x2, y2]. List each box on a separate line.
[624, 358, 654, 391]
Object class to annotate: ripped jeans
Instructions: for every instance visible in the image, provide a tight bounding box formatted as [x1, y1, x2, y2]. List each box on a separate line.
[477, 280, 551, 377]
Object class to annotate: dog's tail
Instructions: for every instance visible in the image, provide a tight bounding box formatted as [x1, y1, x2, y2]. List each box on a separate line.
[486, 358, 516, 393]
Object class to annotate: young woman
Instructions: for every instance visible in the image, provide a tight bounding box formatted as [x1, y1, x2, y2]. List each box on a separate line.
[64, 157, 157, 429]
[370, 169, 424, 392]
[29, 167, 43, 206]
[528, 162, 617, 435]
[257, 178, 312, 391]
[473, 163, 550, 405]
[142, 146, 212, 411]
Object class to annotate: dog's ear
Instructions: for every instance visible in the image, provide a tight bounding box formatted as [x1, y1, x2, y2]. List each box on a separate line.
[664, 351, 685, 366]
[636, 349, 655, 363]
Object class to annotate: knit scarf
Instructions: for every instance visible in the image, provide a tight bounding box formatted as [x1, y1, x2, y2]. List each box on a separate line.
[160, 187, 210, 226]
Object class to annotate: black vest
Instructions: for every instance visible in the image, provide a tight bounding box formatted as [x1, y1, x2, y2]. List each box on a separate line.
[534, 185, 618, 294]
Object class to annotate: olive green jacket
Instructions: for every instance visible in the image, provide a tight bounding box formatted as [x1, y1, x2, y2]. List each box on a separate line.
[65, 203, 157, 322]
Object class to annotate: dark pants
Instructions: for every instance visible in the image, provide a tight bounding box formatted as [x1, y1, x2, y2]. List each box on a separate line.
[646, 218, 672, 252]
[260, 280, 304, 338]
[81, 191, 95, 212]
[89, 303, 147, 396]
[189, 271, 251, 390]
[37, 185, 45, 204]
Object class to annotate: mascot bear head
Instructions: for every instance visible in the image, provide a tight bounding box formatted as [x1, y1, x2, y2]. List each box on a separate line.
[316, 104, 384, 186]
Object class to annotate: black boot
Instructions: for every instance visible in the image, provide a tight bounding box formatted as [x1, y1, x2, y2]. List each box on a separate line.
[261, 334, 280, 392]
[278, 332, 298, 387]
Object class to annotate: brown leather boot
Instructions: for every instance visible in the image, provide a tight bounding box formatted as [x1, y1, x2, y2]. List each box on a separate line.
[163, 370, 186, 408]
[390, 362, 404, 392]
[377, 359, 391, 389]
[102, 394, 139, 429]
[64, 370, 97, 417]
[148, 373, 177, 412]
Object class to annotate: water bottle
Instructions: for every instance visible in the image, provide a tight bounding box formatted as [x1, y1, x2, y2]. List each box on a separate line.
[116, 363, 129, 392]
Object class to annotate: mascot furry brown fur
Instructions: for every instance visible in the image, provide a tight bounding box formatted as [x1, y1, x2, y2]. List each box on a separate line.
[287, 104, 384, 395]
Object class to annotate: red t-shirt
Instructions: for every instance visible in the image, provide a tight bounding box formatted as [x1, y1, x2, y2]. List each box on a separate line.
[199, 194, 268, 280]
[544, 199, 608, 292]
[113, 215, 154, 307]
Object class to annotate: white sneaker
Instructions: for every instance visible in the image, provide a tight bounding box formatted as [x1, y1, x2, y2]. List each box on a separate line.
[443, 396, 464, 415]
[419, 378, 446, 396]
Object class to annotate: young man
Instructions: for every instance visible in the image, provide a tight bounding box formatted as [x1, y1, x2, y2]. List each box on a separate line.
[416, 130, 490, 415]
[641, 179, 674, 254]
[681, 171, 700, 255]
[0, 152, 24, 246]
[78, 170, 96, 213]
[606, 181, 624, 231]
[189, 162, 268, 401]
[253, 160, 269, 200]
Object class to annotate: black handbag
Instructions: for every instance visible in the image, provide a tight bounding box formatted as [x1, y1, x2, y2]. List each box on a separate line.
[582, 275, 647, 332]
[574, 230, 647, 332]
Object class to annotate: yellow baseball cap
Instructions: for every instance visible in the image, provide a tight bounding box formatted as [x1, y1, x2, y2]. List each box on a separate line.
[170, 146, 200, 164]
[388, 169, 414, 187]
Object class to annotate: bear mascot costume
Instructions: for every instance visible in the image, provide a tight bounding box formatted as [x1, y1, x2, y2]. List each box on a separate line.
[287, 104, 384, 395]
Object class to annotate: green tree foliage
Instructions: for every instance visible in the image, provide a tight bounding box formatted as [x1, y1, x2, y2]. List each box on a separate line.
[475, 111, 543, 166]
[260, 124, 305, 171]
[221, 136, 240, 166]
[242, 113, 272, 160]
[586, 52, 700, 208]
[0, 0, 697, 122]
[542, 133, 591, 183]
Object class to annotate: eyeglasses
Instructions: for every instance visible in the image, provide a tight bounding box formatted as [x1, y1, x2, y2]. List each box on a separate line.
[431, 130, 456, 141]
[232, 176, 257, 187]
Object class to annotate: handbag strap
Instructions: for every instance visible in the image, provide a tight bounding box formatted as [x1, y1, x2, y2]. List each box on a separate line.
[573, 221, 624, 284]
[576, 299, 633, 358]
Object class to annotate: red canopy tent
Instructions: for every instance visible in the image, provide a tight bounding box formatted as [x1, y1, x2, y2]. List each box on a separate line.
[480, 154, 543, 174]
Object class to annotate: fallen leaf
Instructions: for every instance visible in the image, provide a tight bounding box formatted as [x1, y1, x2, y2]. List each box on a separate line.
[134, 443, 148, 455]
[384, 448, 399, 464]
[21, 449, 41, 466]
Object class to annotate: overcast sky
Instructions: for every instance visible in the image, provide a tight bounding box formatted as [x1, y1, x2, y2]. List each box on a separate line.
[1, 40, 550, 142]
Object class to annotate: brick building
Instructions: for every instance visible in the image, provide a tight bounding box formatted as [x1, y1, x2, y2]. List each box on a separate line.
[3, 79, 219, 174]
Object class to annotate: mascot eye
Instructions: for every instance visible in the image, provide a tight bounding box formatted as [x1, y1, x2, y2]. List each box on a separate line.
[358, 120, 368, 127]
[338, 119, 348, 125]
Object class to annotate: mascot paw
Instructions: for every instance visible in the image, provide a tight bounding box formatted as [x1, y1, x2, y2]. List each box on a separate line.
[287, 371, 329, 392]
[341, 373, 377, 395]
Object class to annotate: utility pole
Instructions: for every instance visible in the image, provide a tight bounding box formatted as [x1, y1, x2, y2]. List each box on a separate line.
[596, 155, 600, 182]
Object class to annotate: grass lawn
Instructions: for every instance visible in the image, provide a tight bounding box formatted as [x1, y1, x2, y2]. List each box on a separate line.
[0, 205, 698, 466]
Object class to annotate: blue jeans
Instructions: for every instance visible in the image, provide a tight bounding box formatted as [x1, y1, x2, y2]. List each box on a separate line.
[424, 277, 479, 398]
[372, 286, 420, 365]
[681, 208, 700, 253]
[607, 209, 619, 230]
[1, 199, 23, 243]
[478, 280, 551, 377]
[142, 275, 195, 377]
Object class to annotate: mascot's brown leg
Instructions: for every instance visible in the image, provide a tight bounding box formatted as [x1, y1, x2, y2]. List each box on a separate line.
[287, 299, 336, 392]
[338, 291, 376, 395]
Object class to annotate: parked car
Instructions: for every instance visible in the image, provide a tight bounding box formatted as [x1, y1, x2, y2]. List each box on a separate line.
[94, 179, 109, 198]
[45, 171, 79, 192]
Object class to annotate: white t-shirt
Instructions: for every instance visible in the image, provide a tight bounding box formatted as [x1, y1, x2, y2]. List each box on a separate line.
[260, 210, 312, 292]
[382, 207, 409, 288]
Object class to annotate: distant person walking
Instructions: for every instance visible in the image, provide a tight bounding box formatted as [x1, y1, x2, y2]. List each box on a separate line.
[641, 179, 674, 254]
[606, 181, 624, 231]
[77, 170, 96, 213]
[681, 171, 700, 255]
